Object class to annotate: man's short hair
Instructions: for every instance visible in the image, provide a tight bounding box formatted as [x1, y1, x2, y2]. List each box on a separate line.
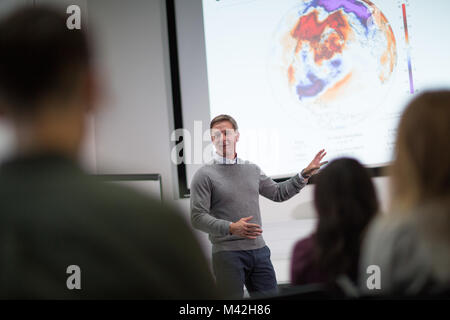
[0, 5, 91, 112]
[210, 114, 238, 131]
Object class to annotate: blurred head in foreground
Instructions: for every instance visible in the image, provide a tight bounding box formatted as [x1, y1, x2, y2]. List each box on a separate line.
[0, 5, 97, 158]
[0, 6, 218, 299]
[390, 90, 450, 211]
[313, 158, 378, 283]
[358, 91, 450, 297]
[291, 157, 379, 289]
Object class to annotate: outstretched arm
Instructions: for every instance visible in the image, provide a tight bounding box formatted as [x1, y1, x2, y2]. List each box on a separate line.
[259, 170, 307, 202]
[259, 149, 327, 202]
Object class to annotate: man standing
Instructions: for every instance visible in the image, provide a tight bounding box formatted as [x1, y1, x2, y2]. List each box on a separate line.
[190, 114, 327, 298]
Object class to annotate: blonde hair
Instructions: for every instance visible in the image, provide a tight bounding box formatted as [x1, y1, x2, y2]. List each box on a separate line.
[390, 90, 450, 211]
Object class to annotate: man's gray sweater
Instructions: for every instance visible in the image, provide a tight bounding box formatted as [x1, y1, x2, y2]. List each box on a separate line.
[190, 158, 307, 253]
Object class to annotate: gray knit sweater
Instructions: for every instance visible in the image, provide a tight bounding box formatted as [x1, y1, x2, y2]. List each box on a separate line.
[190, 158, 307, 253]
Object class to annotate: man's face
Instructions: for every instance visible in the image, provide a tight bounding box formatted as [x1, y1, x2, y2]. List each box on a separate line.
[211, 120, 239, 158]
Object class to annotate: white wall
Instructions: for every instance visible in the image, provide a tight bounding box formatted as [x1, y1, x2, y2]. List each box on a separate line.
[0, 0, 392, 284]
[87, 0, 176, 194]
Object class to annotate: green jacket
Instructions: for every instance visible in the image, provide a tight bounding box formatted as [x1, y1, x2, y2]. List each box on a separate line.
[0, 153, 218, 299]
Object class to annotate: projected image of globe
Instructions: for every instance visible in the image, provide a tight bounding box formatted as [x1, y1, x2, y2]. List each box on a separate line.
[269, 0, 397, 127]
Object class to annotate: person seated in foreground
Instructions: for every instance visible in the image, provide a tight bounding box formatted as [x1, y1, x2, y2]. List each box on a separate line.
[359, 91, 450, 297]
[291, 158, 378, 291]
[0, 5, 218, 299]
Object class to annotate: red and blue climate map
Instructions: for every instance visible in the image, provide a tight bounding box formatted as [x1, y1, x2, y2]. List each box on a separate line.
[201, 0, 449, 173]
[269, 0, 397, 125]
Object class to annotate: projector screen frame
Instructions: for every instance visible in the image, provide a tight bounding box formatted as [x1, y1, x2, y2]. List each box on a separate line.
[165, 0, 389, 199]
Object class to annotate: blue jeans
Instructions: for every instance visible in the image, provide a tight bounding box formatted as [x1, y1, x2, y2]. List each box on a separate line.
[212, 246, 278, 299]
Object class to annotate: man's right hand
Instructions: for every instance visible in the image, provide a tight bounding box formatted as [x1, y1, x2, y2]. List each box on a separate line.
[229, 216, 263, 239]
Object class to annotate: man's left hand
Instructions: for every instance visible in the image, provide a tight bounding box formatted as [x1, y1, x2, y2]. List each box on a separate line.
[302, 149, 328, 178]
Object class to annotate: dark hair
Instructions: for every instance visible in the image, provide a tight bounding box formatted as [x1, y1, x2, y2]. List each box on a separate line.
[313, 158, 378, 283]
[210, 114, 238, 130]
[0, 5, 91, 112]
